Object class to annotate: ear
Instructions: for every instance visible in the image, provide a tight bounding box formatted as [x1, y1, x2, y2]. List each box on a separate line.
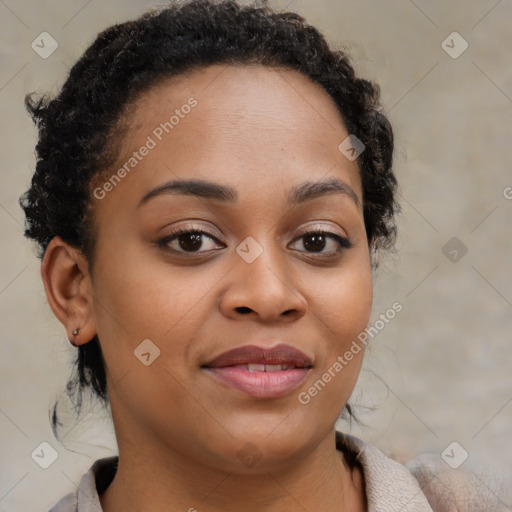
[41, 236, 97, 346]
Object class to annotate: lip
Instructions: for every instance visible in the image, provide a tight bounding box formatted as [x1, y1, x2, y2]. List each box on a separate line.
[203, 343, 313, 368]
[202, 343, 313, 399]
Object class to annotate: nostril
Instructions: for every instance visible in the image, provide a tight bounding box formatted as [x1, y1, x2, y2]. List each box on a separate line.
[236, 306, 252, 314]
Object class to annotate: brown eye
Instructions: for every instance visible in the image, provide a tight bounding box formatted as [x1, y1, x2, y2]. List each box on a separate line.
[303, 232, 328, 252]
[158, 229, 224, 254]
[290, 230, 353, 256]
[156, 227, 353, 258]
[174, 232, 204, 252]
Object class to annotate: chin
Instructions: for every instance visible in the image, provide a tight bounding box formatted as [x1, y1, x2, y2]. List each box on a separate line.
[200, 422, 322, 474]
[215, 440, 312, 475]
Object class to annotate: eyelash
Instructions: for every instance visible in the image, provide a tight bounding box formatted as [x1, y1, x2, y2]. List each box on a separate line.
[156, 226, 353, 257]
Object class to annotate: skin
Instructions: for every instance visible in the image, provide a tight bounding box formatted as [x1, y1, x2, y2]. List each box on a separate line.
[42, 63, 372, 512]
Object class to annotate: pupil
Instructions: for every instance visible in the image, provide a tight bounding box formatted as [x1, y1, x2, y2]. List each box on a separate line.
[179, 233, 203, 252]
[304, 233, 325, 252]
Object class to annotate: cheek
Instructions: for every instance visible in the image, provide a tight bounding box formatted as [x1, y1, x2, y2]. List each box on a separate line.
[334, 264, 373, 342]
[306, 251, 373, 396]
[312, 248, 373, 338]
[89, 250, 210, 432]
[89, 242, 225, 388]
[92, 234, 203, 333]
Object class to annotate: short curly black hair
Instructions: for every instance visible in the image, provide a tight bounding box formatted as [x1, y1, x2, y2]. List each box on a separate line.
[19, 0, 398, 427]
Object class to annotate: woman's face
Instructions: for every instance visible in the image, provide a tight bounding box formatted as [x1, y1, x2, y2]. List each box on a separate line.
[85, 63, 372, 472]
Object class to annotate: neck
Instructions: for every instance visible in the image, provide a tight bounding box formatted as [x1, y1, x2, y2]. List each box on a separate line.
[99, 432, 365, 512]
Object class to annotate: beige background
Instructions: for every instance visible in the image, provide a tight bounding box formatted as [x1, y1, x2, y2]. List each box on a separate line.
[1, 0, 511, 510]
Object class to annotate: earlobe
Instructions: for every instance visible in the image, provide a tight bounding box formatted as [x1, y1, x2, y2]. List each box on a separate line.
[41, 236, 97, 347]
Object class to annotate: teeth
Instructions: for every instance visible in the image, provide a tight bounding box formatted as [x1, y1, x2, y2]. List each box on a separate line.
[247, 364, 294, 372]
[248, 364, 265, 372]
[265, 364, 283, 372]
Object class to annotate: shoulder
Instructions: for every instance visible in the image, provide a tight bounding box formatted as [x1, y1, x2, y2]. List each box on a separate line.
[337, 431, 434, 511]
[406, 451, 505, 512]
[46, 456, 118, 512]
[336, 431, 504, 512]
[47, 491, 77, 512]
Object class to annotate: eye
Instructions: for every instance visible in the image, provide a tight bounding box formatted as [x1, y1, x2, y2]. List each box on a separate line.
[289, 229, 353, 256]
[157, 228, 224, 254]
[156, 226, 353, 257]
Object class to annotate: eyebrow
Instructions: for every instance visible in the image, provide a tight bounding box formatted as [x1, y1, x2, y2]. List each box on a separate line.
[137, 177, 360, 209]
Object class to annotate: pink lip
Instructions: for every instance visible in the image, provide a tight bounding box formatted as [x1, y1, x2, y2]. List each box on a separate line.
[202, 343, 313, 398]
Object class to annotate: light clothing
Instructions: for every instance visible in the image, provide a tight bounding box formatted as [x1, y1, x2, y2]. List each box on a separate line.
[47, 431, 499, 512]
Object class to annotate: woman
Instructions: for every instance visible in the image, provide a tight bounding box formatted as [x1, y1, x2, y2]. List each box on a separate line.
[19, 1, 497, 510]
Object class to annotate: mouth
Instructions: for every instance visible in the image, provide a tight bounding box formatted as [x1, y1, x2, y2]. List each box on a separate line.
[201, 343, 313, 399]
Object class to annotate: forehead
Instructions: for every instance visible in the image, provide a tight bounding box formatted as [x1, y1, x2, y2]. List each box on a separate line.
[93, 63, 362, 212]
[135, 63, 347, 127]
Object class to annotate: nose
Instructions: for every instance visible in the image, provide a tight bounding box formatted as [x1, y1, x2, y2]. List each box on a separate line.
[219, 241, 307, 323]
